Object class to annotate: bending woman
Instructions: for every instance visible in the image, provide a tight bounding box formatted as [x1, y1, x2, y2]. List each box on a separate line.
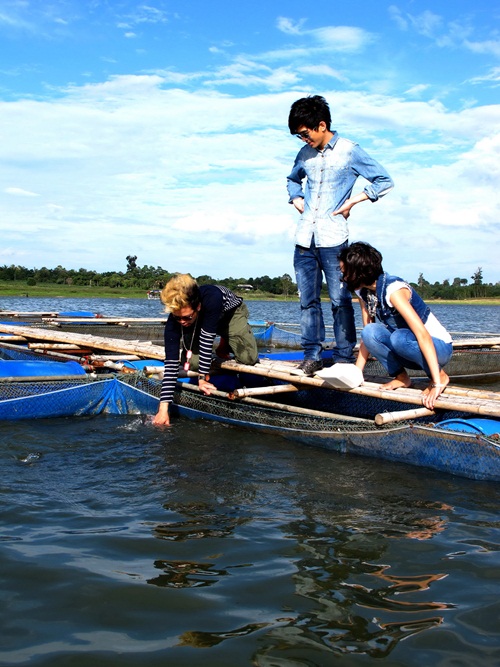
[153, 274, 258, 426]
[338, 242, 453, 409]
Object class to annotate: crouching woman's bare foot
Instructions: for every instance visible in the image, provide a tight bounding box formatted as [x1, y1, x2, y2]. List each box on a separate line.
[422, 370, 449, 410]
[380, 371, 411, 391]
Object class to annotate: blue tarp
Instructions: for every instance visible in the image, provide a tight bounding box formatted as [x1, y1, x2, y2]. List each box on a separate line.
[438, 418, 500, 436]
[0, 359, 86, 377]
[0, 377, 159, 420]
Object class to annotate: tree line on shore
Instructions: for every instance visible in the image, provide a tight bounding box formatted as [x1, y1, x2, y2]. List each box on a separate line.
[1, 257, 499, 300]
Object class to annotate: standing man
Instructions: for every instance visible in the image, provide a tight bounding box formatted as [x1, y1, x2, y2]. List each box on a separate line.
[287, 95, 394, 375]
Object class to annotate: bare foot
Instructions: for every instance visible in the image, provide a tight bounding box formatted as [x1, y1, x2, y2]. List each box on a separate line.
[380, 371, 411, 391]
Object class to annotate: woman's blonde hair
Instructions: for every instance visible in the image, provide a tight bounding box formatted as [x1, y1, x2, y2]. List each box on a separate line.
[161, 273, 201, 312]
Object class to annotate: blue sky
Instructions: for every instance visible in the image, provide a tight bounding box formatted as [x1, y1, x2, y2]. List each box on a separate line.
[1, 0, 499, 285]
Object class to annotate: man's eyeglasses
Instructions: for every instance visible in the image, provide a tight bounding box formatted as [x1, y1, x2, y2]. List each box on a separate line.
[295, 128, 316, 140]
[172, 311, 196, 322]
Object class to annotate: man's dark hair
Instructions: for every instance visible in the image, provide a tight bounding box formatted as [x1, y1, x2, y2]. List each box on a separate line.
[338, 242, 384, 291]
[288, 95, 332, 134]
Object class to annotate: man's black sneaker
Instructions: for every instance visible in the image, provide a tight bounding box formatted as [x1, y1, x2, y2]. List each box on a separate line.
[292, 359, 324, 376]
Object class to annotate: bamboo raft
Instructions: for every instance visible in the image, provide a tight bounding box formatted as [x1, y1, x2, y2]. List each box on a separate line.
[2, 312, 499, 382]
[1, 322, 500, 480]
[1, 322, 499, 419]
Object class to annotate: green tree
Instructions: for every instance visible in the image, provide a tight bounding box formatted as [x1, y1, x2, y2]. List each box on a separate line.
[280, 273, 294, 298]
[126, 255, 138, 272]
[470, 267, 485, 297]
[196, 274, 214, 285]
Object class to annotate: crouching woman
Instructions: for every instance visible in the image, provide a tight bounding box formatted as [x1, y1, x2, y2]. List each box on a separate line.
[338, 242, 453, 409]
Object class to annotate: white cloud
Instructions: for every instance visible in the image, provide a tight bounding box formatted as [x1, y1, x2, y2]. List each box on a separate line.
[0, 7, 34, 31]
[409, 10, 443, 38]
[276, 17, 307, 36]
[298, 65, 347, 82]
[206, 60, 300, 90]
[388, 6, 408, 31]
[404, 84, 430, 97]
[276, 17, 373, 53]
[464, 39, 500, 58]
[0, 61, 498, 282]
[5, 187, 39, 197]
[125, 5, 169, 25]
[468, 67, 500, 86]
[310, 26, 374, 51]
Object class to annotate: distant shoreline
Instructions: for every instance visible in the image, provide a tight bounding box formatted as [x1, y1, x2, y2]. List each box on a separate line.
[0, 286, 499, 307]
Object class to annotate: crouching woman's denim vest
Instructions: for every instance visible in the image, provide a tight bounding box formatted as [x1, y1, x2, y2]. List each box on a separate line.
[359, 272, 430, 333]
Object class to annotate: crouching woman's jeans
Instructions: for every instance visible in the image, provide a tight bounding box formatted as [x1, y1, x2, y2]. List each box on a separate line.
[361, 323, 453, 378]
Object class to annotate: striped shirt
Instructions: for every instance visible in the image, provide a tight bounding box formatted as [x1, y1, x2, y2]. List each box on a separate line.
[160, 285, 242, 403]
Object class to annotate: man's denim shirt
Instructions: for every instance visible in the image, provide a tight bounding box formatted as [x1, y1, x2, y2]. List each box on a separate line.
[287, 132, 394, 248]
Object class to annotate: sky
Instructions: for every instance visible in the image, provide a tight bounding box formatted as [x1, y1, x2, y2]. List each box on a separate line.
[0, 0, 499, 285]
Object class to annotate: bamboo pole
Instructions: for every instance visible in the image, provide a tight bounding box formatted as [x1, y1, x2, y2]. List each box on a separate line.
[219, 360, 500, 418]
[90, 354, 141, 361]
[375, 407, 435, 425]
[230, 384, 298, 399]
[0, 374, 97, 383]
[180, 382, 372, 423]
[41, 317, 167, 324]
[0, 341, 87, 364]
[0, 323, 165, 360]
[29, 343, 84, 350]
[253, 359, 500, 403]
[410, 382, 500, 402]
[0, 311, 61, 317]
[452, 337, 500, 348]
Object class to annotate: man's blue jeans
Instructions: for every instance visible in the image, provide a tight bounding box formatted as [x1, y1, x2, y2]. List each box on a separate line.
[361, 323, 453, 377]
[294, 239, 356, 363]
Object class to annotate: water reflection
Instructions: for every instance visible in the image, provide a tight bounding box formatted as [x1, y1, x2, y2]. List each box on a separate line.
[147, 431, 459, 662]
[2, 412, 498, 665]
[152, 515, 247, 541]
[254, 522, 451, 660]
[148, 559, 229, 588]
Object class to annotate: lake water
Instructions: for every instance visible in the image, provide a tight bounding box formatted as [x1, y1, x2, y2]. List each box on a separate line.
[1, 297, 500, 667]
